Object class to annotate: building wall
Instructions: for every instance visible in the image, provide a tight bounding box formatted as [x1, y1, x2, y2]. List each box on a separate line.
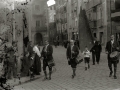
[55, 0, 67, 43]
[30, 0, 48, 45]
[48, 5, 57, 44]
[111, 0, 120, 43]
[85, 0, 108, 46]
[55, 0, 81, 41]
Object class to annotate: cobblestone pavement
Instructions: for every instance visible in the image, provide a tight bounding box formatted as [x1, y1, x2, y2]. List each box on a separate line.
[14, 46, 120, 90]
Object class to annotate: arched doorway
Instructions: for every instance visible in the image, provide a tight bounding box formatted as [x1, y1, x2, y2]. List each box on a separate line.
[34, 33, 43, 45]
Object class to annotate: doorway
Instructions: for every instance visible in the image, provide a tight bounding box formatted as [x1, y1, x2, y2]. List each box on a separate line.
[34, 33, 43, 45]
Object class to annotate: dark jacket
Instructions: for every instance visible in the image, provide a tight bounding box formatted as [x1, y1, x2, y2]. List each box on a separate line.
[106, 40, 119, 54]
[41, 44, 53, 61]
[90, 41, 102, 53]
[90, 45, 96, 53]
[66, 45, 79, 59]
[94, 44, 102, 53]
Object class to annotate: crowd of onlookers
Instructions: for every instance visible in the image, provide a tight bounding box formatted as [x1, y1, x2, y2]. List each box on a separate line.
[53, 40, 80, 49]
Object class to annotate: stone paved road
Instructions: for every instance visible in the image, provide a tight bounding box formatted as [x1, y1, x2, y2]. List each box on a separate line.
[14, 46, 120, 90]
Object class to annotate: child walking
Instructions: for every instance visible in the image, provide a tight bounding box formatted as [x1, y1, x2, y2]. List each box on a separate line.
[83, 46, 91, 70]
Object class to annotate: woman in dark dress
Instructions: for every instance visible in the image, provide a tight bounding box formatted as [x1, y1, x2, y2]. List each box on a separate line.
[33, 44, 41, 75]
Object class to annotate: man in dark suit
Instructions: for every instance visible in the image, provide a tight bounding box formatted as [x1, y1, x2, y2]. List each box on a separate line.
[106, 35, 119, 79]
[41, 40, 53, 80]
[66, 40, 79, 79]
[90, 38, 98, 65]
[94, 41, 102, 64]
[97, 41, 102, 64]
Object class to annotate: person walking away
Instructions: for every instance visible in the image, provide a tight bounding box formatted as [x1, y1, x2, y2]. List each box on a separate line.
[66, 40, 79, 79]
[33, 44, 41, 75]
[105, 35, 119, 79]
[41, 40, 53, 80]
[90, 44, 96, 65]
[83, 46, 91, 70]
[95, 41, 102, 64]
[54, 40, 57, 48]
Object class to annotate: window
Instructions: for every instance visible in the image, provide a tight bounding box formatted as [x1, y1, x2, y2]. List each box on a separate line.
[97, 6, 102, 20]
[36, 21, 40, 27]
[94, 33, 96, 38]
[35, 5, 40, 11]
[115, 0, 120, 10]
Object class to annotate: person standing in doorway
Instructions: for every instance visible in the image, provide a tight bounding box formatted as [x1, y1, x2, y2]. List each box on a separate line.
[105, 35, 119, 79]
[66, 40, 79, 79]
[41, 40, 53, 80]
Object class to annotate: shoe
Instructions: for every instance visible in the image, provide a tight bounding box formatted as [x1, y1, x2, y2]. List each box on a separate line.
[72, 75, 74, 79]
[48, 77, 51, 80]
[109, 71, 113, 77]
[93, 63, 95, 65]
[85, 67, 87, 71]
[114, 76, 117, 79]
[74, 73, 76, 76]
[42, 77, 48, 81]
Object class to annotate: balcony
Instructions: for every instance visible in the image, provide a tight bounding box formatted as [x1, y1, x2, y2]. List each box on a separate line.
[97, 19, 103, 28]
[93, 0, 101, 7]
[111, 0, 120, 21]
[111, 10, 120, 21]
[35, 26, 47, 32]
[89, 21, 97, 29]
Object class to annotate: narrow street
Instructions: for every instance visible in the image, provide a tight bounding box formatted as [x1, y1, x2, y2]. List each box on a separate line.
[14, 46, 120, 90]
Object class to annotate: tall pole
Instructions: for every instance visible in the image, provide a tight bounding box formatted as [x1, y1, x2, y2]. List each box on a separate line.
[110, 0, 112, 34]
[13, 0, 15, 41]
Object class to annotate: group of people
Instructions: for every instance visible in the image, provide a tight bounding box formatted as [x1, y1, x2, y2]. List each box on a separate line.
[0, 39, 54, 82]
[66, 35, 119, 79]
[0, 34, 119, 83]
[21, 40, 54, 80]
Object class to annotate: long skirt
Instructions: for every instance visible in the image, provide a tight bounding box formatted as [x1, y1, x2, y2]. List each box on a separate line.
[33, 54, 41, 75]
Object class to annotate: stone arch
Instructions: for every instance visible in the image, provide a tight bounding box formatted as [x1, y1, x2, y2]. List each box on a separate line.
[34, 33, 43, 45]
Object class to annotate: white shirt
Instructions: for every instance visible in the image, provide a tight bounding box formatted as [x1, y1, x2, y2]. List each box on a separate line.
[83, 50, 91, 58]
[45, 44, 49, 52]
[111, 40, 114, 44]
[33, 45, 41, 57]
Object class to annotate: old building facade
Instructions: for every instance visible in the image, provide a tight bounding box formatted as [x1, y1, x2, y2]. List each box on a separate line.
[55, 0, 67, 44]
[48, 5, 57, 44]
[85, 0, 108, 46]
[111, 0, 120, 45]
[30, 0, 48, 45]
[55, 0, 84, 42]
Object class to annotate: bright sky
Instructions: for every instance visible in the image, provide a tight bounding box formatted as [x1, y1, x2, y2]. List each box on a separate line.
[47, 0, 55, 6]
